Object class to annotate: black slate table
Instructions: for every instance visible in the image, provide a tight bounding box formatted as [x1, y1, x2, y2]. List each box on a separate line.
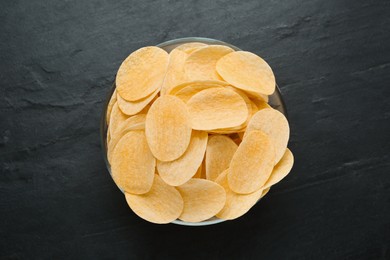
[1, 0, 390, 259]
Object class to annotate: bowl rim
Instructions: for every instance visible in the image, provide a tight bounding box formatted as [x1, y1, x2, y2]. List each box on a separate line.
[100, 37, 287, 226]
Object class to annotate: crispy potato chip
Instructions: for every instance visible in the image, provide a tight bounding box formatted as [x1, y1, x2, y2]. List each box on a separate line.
[168, 80, 228, 95]
[216, 51, 275, 95]
[175, 42, 207, 54]
[250, 95, 269, 106]
[261, 187, 270, 198]
[117, 87, 159, 116]
[245, 108, 289, 164]
[106, 130, 111, 146]
[157, 131, 208, 186]
[201, 159, 206, 179]
[116, 46, 168, 101]
[263, 148, 294, 189]
[109, 102, 128, 137]
[125, 174, 183, 224]
[251, 99, 271, 111]
[228, 130, 275, 194]
[215, 170, 264, 220]
[250, 100, 259, 114]
[177, 179, 226, 222]
[205, 135, 238, 181]
[184, 45, 234, 81]
[170, 80, 229, 102]
[107, 114, 147, 162]
[227, 87, 253, 130]
[106, 90, 117, 125]
[145, 95, 192, 161]
[160, 49, 188, 95]
[139, 103, 152, 115]
[111, 131, 155, 194]
[193, 165, 202, 178]
[187, 88, 248, 130]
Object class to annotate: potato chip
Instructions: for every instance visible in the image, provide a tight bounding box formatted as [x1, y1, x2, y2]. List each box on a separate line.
[227, 87, 253, 130]
[117, 87, 159, 116]
[106, 130, 111, 146]
[109, 102, 128, 137]
[160, 49, 188, 95]
[167, 80, 229, 96]
[184, 45, 234, 81]
[216, 51, 275, 95]
[125, 174, 183, 224]
[245, 108, 289, 164]
[250, 95, 269, 106]
[228, 130, 275, 194]
[145, 95, 192, 161]
[116, 46, 168, 101]
[187, 88, 248, 130]
[193, 165, 202, 178]
[263, 148, 294, 189]
[175, 42, 207, 54]
[215, 170, 264, 220]
[111, 131, 155, 194]
[169, 80, 228, 102]
[157, 131, 208, 186]
[107, 114, 146, 162]
[176, 179, 226, 222]
[205, 135, 238, 181]
[139, 103, 152, 115]
[250, 100, 259, 114]
[106, 89, 117, 125]
[261, 187, 270, 198]
[201, 159, 207, 179]
[251, 98, 271, 111]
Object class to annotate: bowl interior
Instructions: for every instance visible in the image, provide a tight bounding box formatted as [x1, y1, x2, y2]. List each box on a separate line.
[100, 37, 287, 226]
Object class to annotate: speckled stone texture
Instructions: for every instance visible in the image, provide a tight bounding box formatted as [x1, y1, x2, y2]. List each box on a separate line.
[1, 0, 390, 259]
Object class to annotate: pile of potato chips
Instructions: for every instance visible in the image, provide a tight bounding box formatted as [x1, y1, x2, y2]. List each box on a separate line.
[105, 42, 294, 224]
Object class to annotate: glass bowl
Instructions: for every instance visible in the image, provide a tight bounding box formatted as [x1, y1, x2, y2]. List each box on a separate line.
[100, 37, 287, 226]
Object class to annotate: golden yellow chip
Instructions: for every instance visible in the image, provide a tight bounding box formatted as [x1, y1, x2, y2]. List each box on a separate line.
[111, 131, 155, 194]
[250, 100, 259, 114]
[186, 88, 248, 130]
[176, 179, 226, 222]
[193, 165, 202, 178]
[250, 94, 269, 105]
[157, 131, 208, 186]
[263, 148, 294, 189]
[175, 42, 207, 54]
[227, 87, 253, 130]
[116, 46, 168, 101]
[251, 98, 271, 111]
[106, 89, 117, 125]
[145, 95, 192, 161]
[261, 187, 270, 198]
[160, 49, 188, 95]
[109, 102, 128, 137]
[205, 135, 238, 181]
[228, 130, 275, 194]
[116, 87, 159, 116]
[215, 170, 264, 220]
[245, 108, 289, 164]
[216, 51, 276, 95]
[170, 80, 228, 103]
[184, 45, 234, 81]
[107, 114, 146, 162]
[106, 130, 111, 146]
[125, 174, 183, 224]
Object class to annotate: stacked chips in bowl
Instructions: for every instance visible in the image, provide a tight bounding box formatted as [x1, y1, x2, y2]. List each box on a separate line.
[103, 39, 294, 225]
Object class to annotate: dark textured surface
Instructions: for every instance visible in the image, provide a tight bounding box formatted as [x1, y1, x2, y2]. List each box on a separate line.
[1, 0, 390, 259]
